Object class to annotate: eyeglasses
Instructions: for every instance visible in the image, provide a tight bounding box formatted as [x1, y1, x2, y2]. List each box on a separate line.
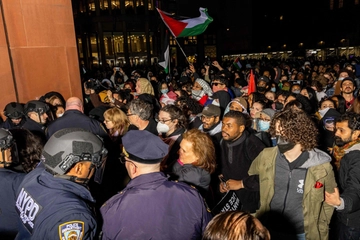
[119, 155, 138, 168]
[212, 82, 224, 86]
[126, 113, 135, 117]
[155, 118, 173, 124]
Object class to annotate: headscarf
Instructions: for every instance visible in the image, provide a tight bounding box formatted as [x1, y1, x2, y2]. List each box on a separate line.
[195, 78, 213, 97]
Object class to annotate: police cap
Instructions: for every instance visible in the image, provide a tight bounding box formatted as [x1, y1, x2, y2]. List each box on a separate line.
[122, 130, 168, 164]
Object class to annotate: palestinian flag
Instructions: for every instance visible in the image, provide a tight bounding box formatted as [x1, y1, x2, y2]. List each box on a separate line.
[159, 31, 169, 74]
[156, 8, 213, 38]
[233, 57, 242, 70]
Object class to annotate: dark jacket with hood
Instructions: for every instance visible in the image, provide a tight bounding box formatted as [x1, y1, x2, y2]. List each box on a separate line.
[337, 143, 360, 228]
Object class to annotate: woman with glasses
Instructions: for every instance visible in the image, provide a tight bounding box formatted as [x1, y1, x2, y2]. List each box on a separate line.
[103, 107, 130, 142]
[172, 128, 216, 197]
[98, 107, 130, 206]
[156, 105, 187, 171]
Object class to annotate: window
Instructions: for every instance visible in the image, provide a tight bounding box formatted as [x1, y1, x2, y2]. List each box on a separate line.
[184, 36, 197, 45]
[170, 35, 176, 46]
[204, 35, 216, 45]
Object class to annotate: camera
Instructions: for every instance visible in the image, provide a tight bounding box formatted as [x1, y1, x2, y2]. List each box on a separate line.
[85, 78, 101, 89]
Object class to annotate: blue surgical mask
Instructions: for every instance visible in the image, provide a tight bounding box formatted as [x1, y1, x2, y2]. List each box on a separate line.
[161, 89, 169, 94]
[271, 87, 276, 92]
[258, 120, 270, 131]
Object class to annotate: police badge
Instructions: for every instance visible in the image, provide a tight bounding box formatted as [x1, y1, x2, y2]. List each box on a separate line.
[58, 221, 84, 240]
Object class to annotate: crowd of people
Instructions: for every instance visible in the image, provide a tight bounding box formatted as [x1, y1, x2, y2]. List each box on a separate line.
[1, 55, 360, 239]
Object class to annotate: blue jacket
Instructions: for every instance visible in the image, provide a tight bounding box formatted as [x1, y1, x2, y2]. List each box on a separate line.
[100, 172, 212, 240]
[46, 110, 108, 139]
[0, 168, 25, 238]
[15, 167, 97, 240]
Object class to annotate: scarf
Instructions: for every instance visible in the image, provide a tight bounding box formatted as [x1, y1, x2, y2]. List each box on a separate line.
[333, 139, 360, 170]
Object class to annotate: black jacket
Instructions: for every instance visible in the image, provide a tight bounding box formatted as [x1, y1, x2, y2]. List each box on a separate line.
[46, 110, 108, 139]
[219, 131, 265, 213]
[337, 145, 360, 228]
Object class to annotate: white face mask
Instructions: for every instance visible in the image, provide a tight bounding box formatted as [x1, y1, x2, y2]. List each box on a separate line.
[338, 77, 345, 81]
[156, 122, 170, 134]
[57, 113, 64, 118]
[212, 100, 220, 107]
[318, 107, 330, 118]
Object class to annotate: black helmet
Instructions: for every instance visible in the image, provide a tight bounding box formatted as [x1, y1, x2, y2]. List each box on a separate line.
[0, 128, 18, 166]
[24, 100, 49, 115]
[42, 128, 107, 183]
[4, 102, 24, 119]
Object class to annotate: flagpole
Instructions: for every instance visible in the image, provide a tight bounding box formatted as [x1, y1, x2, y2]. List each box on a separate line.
[174, 38, 190, 65]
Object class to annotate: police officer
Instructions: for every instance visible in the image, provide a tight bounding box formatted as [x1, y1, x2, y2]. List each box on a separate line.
[46, 97, 108, 139]
[22, 100, 49, 142]
[100, 130, 212, 240]
[0, 128, 24, 239]
[1, 102, 26, 129]
[15, 128, 108, 240]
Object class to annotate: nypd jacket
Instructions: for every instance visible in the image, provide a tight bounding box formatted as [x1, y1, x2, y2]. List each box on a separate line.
[100, 172, 212, 240]
[0, 168, 25, 238]
[15, 167, 97, 240]
[248, 147, 337, 240]
[46, 110, 108, 139]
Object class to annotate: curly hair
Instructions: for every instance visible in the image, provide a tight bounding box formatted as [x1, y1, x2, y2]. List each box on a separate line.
[269, 109, 318, 150]
[182, 129, 216, 174]
[175, 95, 203, 117]
[159, 104, 188, 130]
[203, 211, 270, 240]
[10, 128, 43, 173]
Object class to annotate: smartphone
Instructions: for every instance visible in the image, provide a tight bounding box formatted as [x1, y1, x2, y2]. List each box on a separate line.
[115, 67, 120, 71]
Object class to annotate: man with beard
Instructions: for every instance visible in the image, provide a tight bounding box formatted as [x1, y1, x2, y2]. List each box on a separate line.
[257, 76, 270, 95]
[199, 104, 222, 143]
[249, 109, 337, 240]
[340, 77, 356, 109]
[325, 112, 360, 239]
[218, 111, 265, 213]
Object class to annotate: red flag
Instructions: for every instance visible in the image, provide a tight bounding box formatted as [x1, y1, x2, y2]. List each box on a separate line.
[248, 69, 256, 95]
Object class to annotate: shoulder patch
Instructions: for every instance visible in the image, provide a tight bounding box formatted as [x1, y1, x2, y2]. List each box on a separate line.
[59, 221, 84, 240]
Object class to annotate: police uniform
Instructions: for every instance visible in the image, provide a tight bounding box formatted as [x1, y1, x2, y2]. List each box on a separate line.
[22, 118, 47, 141]
[100, 130, 212, 240]
[0, 168, 25, 239]
[15, 167, 97, 240]
[1, 118, 26, 130]
[46, 110, 107, 139]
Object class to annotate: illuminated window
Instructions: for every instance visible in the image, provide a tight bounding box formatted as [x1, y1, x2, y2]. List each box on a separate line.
[88, 0, 95, 11]
[111, 0, 121, 9]
[125, 1, 134, 7]
[170, 35, 176, 46]
[184, 36, 197, 45]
